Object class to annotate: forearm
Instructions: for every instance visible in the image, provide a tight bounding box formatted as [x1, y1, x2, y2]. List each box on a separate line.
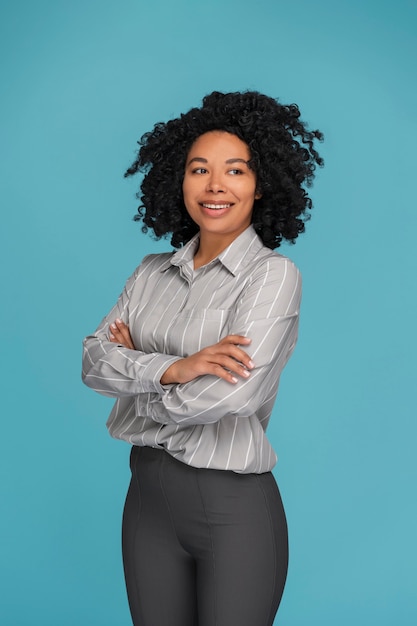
[82, 335, 181, 397]
[151, 259, 301, 426]
[153, 313, 299, 425]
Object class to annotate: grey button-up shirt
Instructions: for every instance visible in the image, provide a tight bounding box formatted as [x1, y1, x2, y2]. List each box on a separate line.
[82, 226, 301, 473]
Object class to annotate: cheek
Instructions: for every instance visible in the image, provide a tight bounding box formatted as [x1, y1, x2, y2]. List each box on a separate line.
[182, 181, 197, 217]
[182, 186, 191, 210]
[241, 181, 258, 201]
[182, 181, 190, 208]
[182, 175, 194, 199]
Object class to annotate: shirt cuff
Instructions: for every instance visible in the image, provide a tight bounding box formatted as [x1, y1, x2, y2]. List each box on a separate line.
[139, 353, 182, 395]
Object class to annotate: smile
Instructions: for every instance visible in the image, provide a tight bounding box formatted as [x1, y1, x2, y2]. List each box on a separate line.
[201, 203, 232, 210]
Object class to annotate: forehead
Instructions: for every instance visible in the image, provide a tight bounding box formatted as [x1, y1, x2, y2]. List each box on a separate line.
[187, 131, 251, 158]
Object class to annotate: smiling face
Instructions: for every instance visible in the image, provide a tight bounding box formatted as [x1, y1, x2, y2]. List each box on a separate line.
[182, 131, 261, 248]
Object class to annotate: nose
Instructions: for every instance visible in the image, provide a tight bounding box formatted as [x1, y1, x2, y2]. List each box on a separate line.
[206, 172, 226, 193]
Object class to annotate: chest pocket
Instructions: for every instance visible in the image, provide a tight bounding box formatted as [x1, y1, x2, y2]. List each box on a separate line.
[168, 308, 231, 356]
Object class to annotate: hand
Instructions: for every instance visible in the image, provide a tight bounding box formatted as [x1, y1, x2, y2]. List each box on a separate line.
[109, 318, 135, 350]
[160, 335, 253, 385]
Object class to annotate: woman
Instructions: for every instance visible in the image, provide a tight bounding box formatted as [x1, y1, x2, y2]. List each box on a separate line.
[82, 90, 323, 626]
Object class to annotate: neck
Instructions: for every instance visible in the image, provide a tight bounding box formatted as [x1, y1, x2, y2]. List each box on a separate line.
[193, 233, 235, 269]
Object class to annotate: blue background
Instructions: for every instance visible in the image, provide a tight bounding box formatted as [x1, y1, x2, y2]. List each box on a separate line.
[1, 0, 416, 624]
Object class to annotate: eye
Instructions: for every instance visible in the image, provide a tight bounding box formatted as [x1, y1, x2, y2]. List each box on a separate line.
[228, 168, 243, 175]
[192, 167, 208, 174]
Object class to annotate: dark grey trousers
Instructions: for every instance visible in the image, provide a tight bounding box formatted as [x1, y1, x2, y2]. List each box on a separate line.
[122, 445, 288, 626]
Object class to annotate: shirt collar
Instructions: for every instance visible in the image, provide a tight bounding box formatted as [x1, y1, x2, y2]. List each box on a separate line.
[168, 225, 264, 276]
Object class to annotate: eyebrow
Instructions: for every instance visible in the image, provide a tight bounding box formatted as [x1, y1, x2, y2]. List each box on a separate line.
[187, 157, 249, 166]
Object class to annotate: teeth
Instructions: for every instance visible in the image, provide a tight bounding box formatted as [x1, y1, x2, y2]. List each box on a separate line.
[202, 204, 231, 209]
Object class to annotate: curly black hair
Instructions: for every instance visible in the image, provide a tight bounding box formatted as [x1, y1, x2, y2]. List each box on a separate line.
[124, 90, 323, 249]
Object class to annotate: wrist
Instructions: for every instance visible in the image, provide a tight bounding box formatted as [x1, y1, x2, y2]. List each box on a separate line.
[160, 362, 178, 385]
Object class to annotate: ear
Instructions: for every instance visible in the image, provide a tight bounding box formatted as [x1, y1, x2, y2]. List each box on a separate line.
[255, 190, 263, 200]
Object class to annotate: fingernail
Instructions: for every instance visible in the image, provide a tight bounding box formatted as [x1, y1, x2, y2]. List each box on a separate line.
[248, 360, 254, 368]
[231, 376, 238, 383]
[111, 323, 116, 329]
[242, 370, 250, 377]
[116, 318, 122, 323]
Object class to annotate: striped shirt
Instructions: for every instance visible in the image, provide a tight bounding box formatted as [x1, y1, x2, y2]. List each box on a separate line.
[82, 225, 301, 473]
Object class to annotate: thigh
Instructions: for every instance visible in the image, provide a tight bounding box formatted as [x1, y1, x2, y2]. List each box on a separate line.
[196, 471, 288, 626]
[122, 447, 198, 626]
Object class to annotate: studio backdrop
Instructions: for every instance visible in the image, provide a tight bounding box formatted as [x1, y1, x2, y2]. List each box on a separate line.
[1, 1, 416, 624]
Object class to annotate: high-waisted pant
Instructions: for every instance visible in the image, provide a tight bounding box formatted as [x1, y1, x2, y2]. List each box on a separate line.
[122, 446, 288, 626]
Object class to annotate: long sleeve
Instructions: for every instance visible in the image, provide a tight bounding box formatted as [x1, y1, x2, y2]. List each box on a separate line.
[147, 257, 301, 425]
[82, 262, 181, 397]
[82, 227, 303, 473]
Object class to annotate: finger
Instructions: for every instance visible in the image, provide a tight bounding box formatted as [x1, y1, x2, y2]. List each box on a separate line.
[219, 336, 254, 367]
[114, 319, 131, 339]
[109, 321, 133, 349]
[209, 356, 252, 379]
[221, 335, 252, 346]
[114, 318, 128, 332]
[109, 322, 124, 339]
[114, 319, 135, 349]
[109, 324, 123, 341]
[209, 363, 239, 384]
[209, 344, 254, 370]
[228, 346, 255, 369]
